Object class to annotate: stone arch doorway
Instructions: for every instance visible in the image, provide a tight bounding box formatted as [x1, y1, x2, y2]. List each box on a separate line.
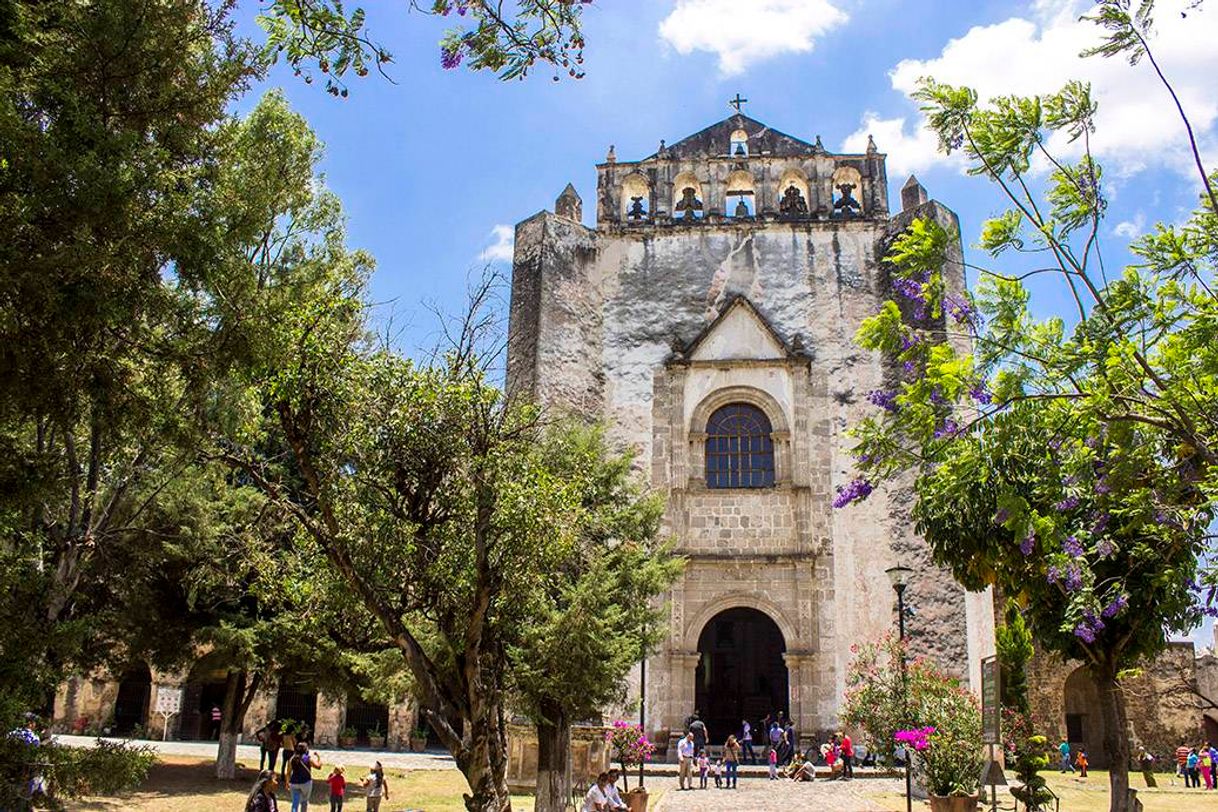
[113, 664, 152, 735]
[1063, 666, 1108, 768]
[695, 607, 788, 745]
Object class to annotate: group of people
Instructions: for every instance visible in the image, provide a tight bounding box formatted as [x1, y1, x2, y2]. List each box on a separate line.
[1057, 737, 1218, 790]
[1173, 741, 1218, 789]
[672, 710, 864, 791]
[244, 731, 390, 812]
[580, 768, 631, 812]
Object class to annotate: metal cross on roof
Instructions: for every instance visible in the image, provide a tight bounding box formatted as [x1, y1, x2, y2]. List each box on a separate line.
[729, 93, 748, 114]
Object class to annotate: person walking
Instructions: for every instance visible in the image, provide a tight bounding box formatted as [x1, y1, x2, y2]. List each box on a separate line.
[245, 770, 280, 812]
[1175, 743, 1191, 785]
[784, 720, 797, 764]
[326, 766, 346, 812]
[210, 705, 223, 740]
[287, 741, 321, 812]
[840, 731, 855, 780]
[1187, 748, 1200, 788]
[768, 744, 778, 780]
[677, 732, 695, 790]
[741, 719, 756, 765]
[689, 714, 708, 756]
[1058, 739, 1073, 773]
[1076, 749, 1089, 779]
[723, 734, 741, 789]
[258, 722, 283, 773]
[697, 750, 709, 789]
[363, 762, 390, 812]
[280, 723, 298, 785]
[1137, 748, 1154, 787]
[1200, 744, 1214, 790]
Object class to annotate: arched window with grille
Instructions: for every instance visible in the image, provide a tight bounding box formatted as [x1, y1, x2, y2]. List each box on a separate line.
[705, 403, 775, 489]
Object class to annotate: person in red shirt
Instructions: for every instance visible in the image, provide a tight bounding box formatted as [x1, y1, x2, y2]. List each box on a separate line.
[327, 765, 346, 812]
[838, 732, 855, 781]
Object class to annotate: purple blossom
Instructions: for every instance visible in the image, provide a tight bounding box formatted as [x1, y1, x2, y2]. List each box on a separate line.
[900, 333, 922, 351]
[893, 277, 923, 300]
[1047, 565, 1061, 585]
[1064, 564, 1083, 591]
[832, 478, 874, 509]
[903, 359, 918, 376]
[1054, 496, 1080, 511]
[930, 387, 947, 405]
[1020, 532, 1036, 556]
[1073, 623, 1097, 643]
[1101, 594, 1128, 618]
[993, 508, 1009, 525]
[934, 419, 960, 439]
[912, 303, 928, 320]
[945, 294, 974, 325]
[441, 42, 465, 69]
[1048, 437, 1063, 451]
[868, 389, 899, 413]
[969, 386, 993, 405]
[1091, 513, 1110, 534]
[1095, 478, 1111, 494]
[1096, 538, 1116, 559]
[1062, 536, 1084, 557]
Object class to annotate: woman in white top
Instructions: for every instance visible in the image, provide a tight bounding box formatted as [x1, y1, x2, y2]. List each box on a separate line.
[362, 761, 390, 812]
[581, 772, 609, 812]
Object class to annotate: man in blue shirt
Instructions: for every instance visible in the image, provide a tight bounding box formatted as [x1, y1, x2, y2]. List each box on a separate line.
[1059, 739, 1073, 773]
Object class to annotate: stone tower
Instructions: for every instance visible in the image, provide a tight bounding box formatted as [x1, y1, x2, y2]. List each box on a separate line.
[506, 112, 994, 748]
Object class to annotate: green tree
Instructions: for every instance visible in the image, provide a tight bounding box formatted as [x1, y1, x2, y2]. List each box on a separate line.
[0, 0, 257, 710]
[258, 0, 590, 96]
[838, 4, 1216, 810]
[509, 424, 681, 810]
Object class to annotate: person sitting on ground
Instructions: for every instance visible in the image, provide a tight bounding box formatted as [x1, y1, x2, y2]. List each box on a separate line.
[582, 772, 609, 812]
[603, 769, 628, 811]
[245, 770, 280, 812]
[790, 753, 814, 782]
[363, 762, 390, 812]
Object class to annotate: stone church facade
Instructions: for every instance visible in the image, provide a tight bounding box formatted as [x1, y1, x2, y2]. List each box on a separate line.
[506, 113, 996, 749]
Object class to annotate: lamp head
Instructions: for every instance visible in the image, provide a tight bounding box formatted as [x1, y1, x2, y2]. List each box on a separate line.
[885, 564, 914, 589]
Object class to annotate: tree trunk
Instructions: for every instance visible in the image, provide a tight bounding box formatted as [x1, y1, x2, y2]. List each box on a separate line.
[215, 670, 246, 780]
[459, 703, 513, 812]
[1094, 659, 1132, 812]
[534, 700, 571, 812]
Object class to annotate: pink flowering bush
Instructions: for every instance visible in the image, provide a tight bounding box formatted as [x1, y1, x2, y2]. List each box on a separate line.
[606, 720, 654, 789]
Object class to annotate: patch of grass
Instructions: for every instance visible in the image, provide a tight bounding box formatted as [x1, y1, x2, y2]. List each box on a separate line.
[67, 756, 537, 811]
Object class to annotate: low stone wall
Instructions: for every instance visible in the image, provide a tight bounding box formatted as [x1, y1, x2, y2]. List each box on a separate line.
[505, 723, 613, 795]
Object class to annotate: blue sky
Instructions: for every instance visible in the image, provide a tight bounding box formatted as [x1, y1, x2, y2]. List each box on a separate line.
[234, 0, 1217, 645]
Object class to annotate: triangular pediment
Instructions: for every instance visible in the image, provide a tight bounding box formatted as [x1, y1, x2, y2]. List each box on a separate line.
[657, 114, 818, 161]
[685, 297, 792, 362]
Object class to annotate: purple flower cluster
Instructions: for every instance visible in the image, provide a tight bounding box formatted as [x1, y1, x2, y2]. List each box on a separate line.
[1095, 478, 1111, 494]
[1091, 512, 1110, 534]
[933, 419, 960, 439]
[894, 726, 936, 752]
[1020, 532, 1036, 556]
[1075, 607, 1106, 643]
[945, 294, 974, 325]
[1064, 563, 1083, 591]
[1047, 565, 1061, 584]
[1096, 538, 1116, 559]
[1062, 536, 1084, 558]
[902, 359, 918, 376]
[900, 333, 922, 351]
[892, 277, 923, 301]
[992, 508, 1009, 525]
[1101, 594, 1128, 619]
[969, 385, 993, 405]
[868, 389, 899, 413]
[1054, 496, 1080, 511]
[929, 387, 947, 405]
[1074, 623, 1098, 643]
[833, 478, 874, 509]
[441, 42, 465, 69]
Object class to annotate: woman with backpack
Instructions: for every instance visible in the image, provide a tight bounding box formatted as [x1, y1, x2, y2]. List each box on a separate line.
[287, 741, 322, 812]
[362, 761, 390, 812]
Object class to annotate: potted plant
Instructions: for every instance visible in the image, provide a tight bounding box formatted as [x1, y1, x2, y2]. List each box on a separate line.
[367, 723, 386, 750]
[896, 714, 984, 811]
[605, 720, 655, 812]
[338, 726, 358, 749]
[408, 721, 428, 753]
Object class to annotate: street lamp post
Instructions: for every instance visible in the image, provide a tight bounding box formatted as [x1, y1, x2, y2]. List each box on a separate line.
[886, 564, 914, 812]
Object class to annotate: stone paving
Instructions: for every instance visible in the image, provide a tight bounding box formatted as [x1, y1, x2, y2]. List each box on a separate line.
[649, 775, 906, 812]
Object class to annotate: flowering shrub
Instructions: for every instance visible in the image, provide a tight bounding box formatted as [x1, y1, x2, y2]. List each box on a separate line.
[605, 721, 653, 789]
[842, 636, 983, 796]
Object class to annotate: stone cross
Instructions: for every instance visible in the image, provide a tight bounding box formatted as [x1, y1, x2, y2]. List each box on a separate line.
[729, 93, 748, 114]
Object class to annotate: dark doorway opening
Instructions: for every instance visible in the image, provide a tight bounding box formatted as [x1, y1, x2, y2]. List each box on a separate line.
[113, 664, 152, 735]
[695, 607, 788, 745]
[274, 684, 318, 740]
[181, 675, 228, 740]
[345, 695, 389, 745]
[1063, 667, 1108, 768]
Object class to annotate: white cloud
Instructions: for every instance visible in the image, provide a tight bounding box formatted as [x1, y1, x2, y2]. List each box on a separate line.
[479, 225, 514, 263]
[842, 112, 959, 179]
[846, 0, 1218, 178]
[658, 0, 848, 77]
[1112, 212, 1146, 239]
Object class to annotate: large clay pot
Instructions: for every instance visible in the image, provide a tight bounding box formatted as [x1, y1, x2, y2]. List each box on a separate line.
[928, 794, 980, 812]
[409, 735, 427, 753]
[625, 787, 648, 812]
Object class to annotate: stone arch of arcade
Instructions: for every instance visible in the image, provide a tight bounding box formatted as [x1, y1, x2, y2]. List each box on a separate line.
[685, 597, 797, 745]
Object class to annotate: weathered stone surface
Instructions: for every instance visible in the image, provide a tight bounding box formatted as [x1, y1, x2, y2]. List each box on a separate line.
[506, 114, 995, 741]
